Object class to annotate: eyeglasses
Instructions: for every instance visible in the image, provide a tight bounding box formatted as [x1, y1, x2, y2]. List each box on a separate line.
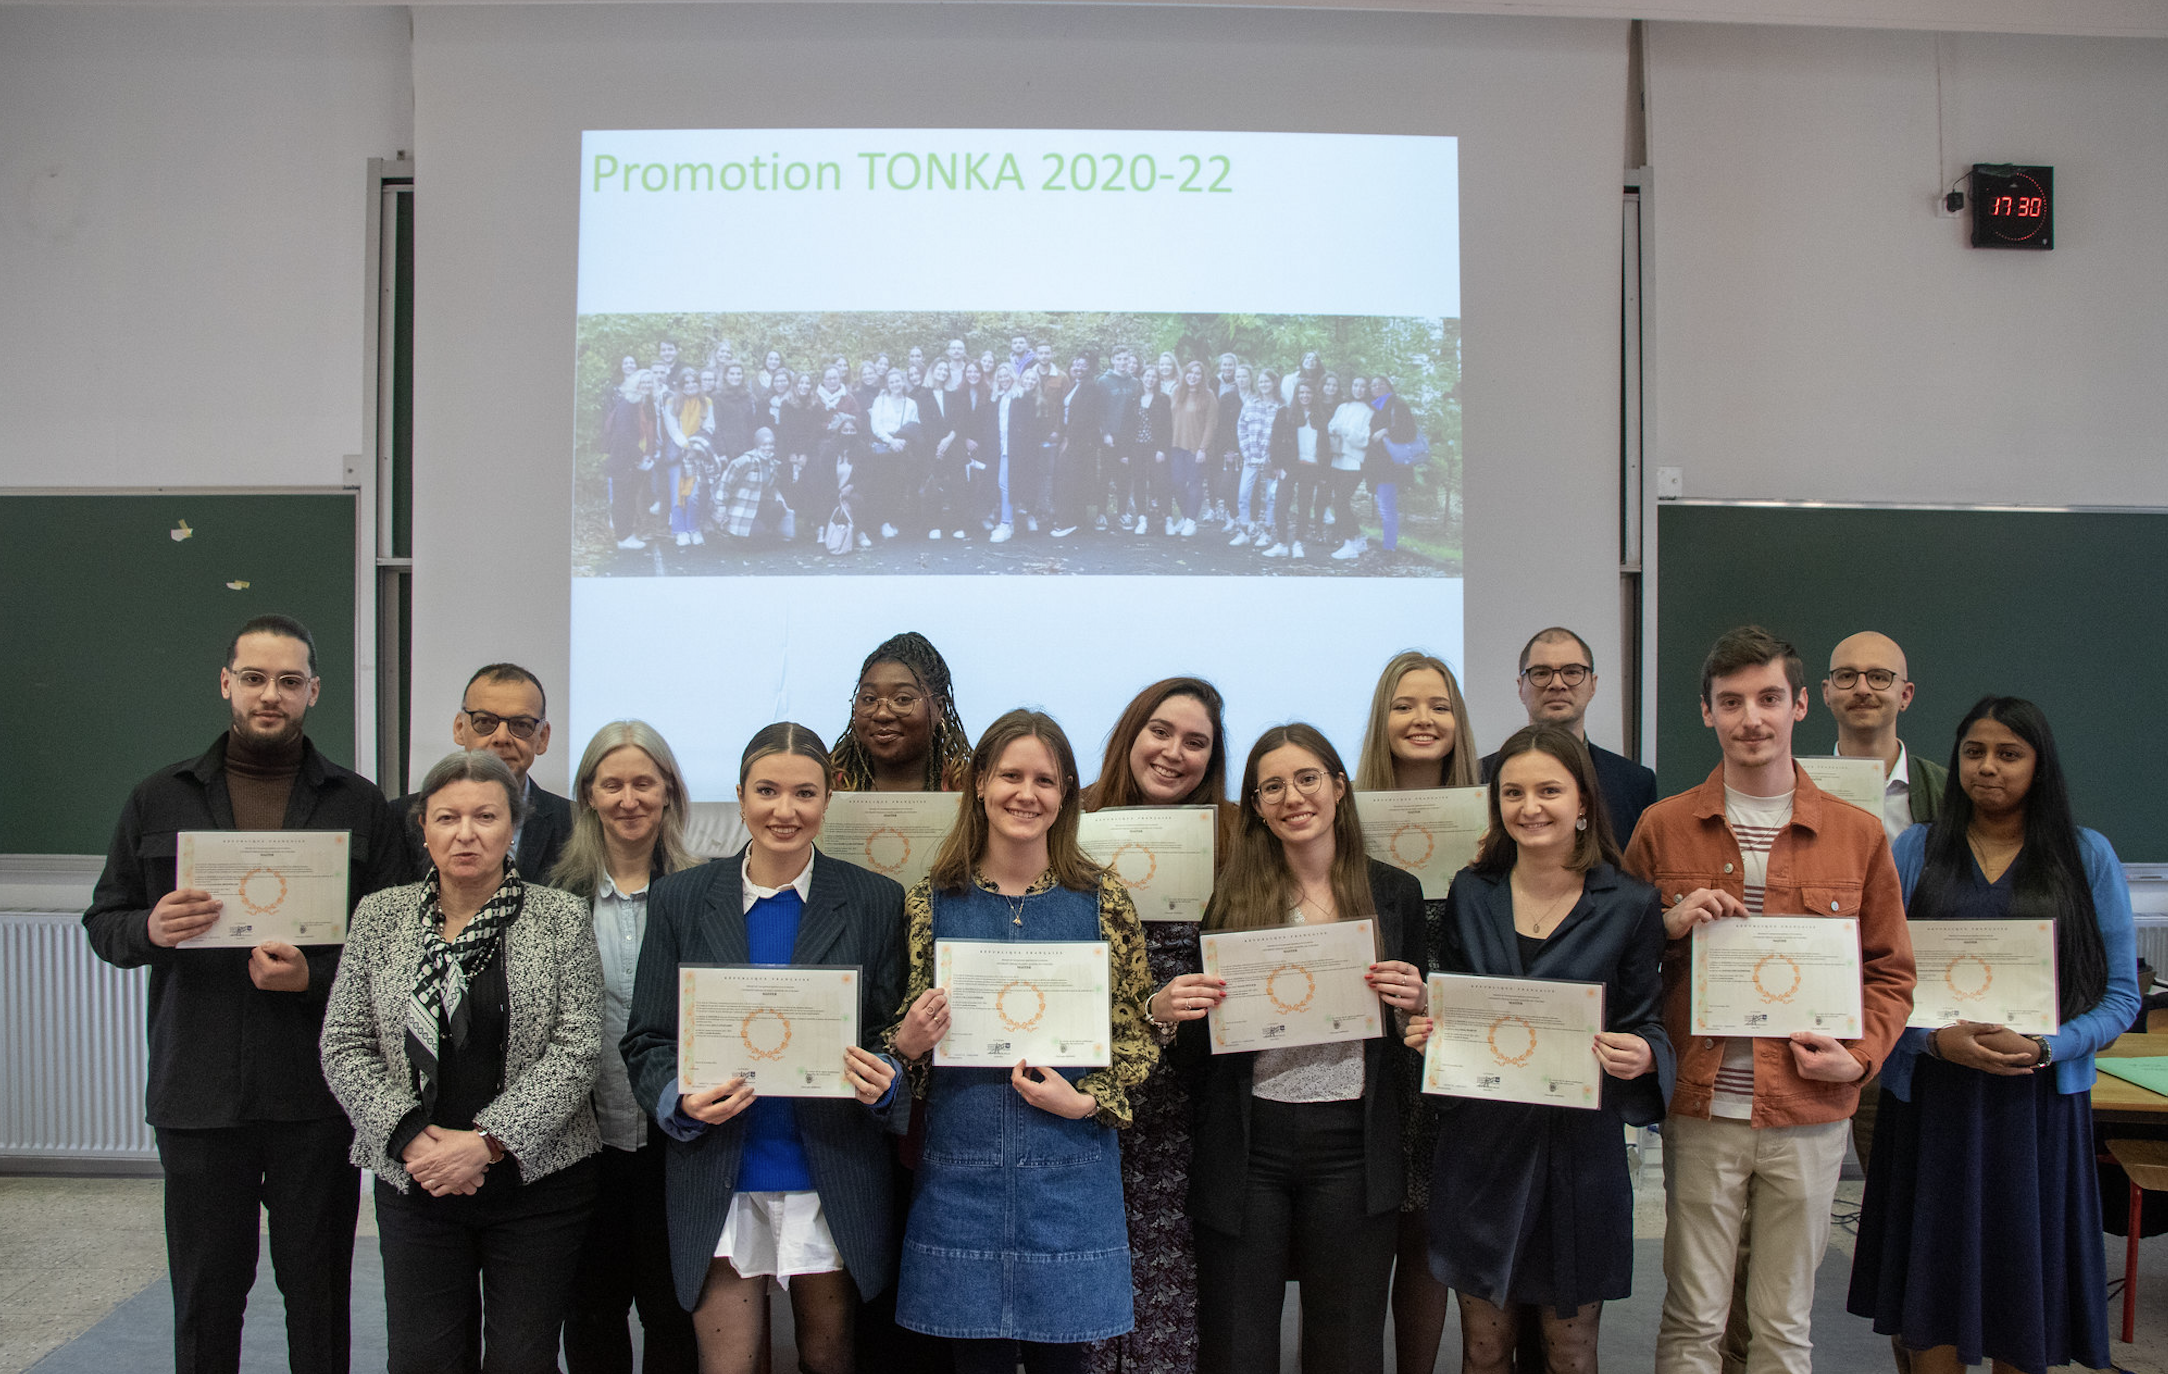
[462, 708, 544, 740]
[1520, 664, 1591, 688]
[1827, 668, 1900, 691]
[231, 669, 314, 695]
[1255, 769, 1331, 806]
[851, 689, 925, 716]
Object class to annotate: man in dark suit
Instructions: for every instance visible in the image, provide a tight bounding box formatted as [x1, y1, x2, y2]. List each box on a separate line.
[1481, 626, 1660, 844]
[395, 662, 572, 883]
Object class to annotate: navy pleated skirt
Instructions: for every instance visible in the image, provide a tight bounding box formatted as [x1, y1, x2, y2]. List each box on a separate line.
[1846, 1061, 2108, 1374]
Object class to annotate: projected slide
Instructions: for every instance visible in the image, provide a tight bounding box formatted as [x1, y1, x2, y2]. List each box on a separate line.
[573, 130, 1461, 796]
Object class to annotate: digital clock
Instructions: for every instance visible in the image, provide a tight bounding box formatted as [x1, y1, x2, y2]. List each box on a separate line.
[1970, 164, 2053, 250]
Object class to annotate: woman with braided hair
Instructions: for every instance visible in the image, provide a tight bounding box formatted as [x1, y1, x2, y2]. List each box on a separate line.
[832, 632, 973, 794]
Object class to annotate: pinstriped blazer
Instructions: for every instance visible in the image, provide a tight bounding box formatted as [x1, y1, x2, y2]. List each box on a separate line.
[622, 848, 910, 1308]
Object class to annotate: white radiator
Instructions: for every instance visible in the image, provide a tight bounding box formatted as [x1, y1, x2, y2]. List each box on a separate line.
[0, 913, 157, 1165]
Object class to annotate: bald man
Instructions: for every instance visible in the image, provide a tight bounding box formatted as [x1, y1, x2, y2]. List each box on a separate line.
[1822, 631, 1948, 846]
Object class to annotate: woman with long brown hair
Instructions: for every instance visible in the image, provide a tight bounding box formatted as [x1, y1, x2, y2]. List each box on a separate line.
[1174, 724, 1426, 1374]
[1081, 679, 1234, 1374]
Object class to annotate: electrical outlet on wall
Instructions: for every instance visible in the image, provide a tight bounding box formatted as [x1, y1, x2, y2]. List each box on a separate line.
[1656, 466, 1683, 500]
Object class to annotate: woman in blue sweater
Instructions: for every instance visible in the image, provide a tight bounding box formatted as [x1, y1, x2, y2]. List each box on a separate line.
[1847, 697, 2139, 1374]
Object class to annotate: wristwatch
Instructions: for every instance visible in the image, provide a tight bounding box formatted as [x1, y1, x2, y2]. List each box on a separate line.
[2025, 1035, 2055, 1068]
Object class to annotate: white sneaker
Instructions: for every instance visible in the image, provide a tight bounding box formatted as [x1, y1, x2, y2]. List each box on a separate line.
[1164, 517, 1178, 536]
[857, 531, 873, 549]
[1137, 521, 1152, 538]
[881, 523, 899, 539]
[1094, 514, 1109, 532]
[1180, 518, 1198, 537]
[990, 523, 1013, 543]
[615, 535, 646, 550]
[649, 501, 664, 515]
[1051, 524, 1078, 538]
[675, 531, 691, 547]
[952, 530, 969, 541]
[1228, 531, 1251, 548]
[1261, 542, 1289, 558]
[1291, 541, 1305, 560]
[929, 529, 942, 540]
[1118, 513, 1134, 531]
[1332, 539, 1364, 560]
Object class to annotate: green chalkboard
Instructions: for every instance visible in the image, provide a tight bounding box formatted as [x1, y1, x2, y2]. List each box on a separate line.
[0, 493, 356, 854]
[1655, 504, 2168, 863]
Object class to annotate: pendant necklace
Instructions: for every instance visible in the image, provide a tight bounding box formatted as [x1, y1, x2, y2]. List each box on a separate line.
[1006, 891, 1028, 927]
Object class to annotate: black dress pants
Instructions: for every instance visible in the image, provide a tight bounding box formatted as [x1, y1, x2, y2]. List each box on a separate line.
[375, 1154, 600, 1374]
[1193, 1098, 1397, 1374]
[562, 1139, 697, 1373]
[155, 1117, 360, 1374]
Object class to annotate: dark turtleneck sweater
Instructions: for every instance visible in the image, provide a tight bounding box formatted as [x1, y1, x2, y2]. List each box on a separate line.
[224, 729, 304, 830]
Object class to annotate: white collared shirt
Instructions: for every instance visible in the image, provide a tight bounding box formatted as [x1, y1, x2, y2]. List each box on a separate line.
[1835, 741, 1914, 846]
[741, 852, 815, 914]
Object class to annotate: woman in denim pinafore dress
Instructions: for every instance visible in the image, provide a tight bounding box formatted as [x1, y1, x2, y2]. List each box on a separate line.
[887, 710, 1158, 1374]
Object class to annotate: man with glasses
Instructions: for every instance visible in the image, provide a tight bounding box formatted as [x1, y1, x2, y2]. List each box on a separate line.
[83, 613, 406, 1374]
[394, 662, 572, 882]
[1482, 626, 1659, 844]
[1822, 631, 1946, 846]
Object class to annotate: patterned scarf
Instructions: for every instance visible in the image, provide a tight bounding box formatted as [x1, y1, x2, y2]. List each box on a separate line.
[405, 862, 525, 1116]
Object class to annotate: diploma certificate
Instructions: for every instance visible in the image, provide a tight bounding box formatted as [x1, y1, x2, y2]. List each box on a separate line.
[1356, 788, 1489, 898]
[678, 964, 862, 1098]
[1422, 973, 1605, 1110]
[176, 830, 350, 948]
[1199, 919, 1383, 1054]
[1077, 806, 1216, 922]
[683, 802, 749, 859]
[934, 940, 1112, 1068]
[1690, 917, 1863, 1038]
[1906, 919, 2060, 1035]
[1796, 756, 1887, 820]
[817, 792, 961, 890]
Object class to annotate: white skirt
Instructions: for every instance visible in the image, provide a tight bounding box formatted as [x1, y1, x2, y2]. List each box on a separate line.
[713, 1189, 843, 1287]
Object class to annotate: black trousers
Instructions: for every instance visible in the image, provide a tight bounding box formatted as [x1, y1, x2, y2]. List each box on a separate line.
[375, 1154, 600, 1374]
[1193, 1098, 1397, 1374]
[156, 1117, 359, 1374]
[563, 1139, 697, 1373]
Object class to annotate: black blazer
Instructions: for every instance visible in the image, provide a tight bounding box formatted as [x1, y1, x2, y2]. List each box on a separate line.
[622, 849, 909, 1307]
[1173, 857, 1426, 1234]
[1480, 740, 1659, 851]
[394, 780, 573, 887]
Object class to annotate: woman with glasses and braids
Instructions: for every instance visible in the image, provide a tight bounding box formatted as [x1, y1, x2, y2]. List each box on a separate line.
[1172, 725, 1426, 1374]
[321, 749, 602, 1374]
[1847, 698, 2138, 1374]
[832, 632, 973, 794]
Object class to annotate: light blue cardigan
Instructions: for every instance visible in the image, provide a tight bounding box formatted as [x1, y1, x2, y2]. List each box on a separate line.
[1880, 823, 2140, 1100]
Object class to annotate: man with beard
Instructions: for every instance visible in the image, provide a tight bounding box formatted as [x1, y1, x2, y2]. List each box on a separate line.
[83, 614, 405, 1374]
[393, 662, 572, 882]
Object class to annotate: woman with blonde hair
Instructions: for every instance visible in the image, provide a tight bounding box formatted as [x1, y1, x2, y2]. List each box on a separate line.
[1174, 725, 1426, 1374]
[553, 722, 702, 1372]
[1353, 650, 1481, 1374]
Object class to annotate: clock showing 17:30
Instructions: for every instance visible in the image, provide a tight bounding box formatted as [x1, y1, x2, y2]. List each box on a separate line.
[1970, 164, 2053, 250]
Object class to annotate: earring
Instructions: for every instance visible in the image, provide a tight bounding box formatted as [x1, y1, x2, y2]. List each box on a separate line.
[1575, 816, 1588, 831]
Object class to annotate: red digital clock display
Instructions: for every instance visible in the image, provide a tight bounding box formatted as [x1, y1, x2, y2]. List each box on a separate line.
[1970, 165, 2053, 250]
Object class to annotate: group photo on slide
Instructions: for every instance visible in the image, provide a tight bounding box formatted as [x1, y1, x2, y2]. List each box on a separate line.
[573, 311, 1460, 579]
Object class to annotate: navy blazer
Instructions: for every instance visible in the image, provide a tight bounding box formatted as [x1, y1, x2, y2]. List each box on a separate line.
[1172, 857, 1427, 1235]
[1433, 861, 1675, 1126]
[622, 849, 909, 1307]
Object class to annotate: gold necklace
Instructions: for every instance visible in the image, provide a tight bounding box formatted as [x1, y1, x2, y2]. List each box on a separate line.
[1294, 883, 1336, 922]
[1005, 891, 1028, 927]
[1514, 879, 1578, 936]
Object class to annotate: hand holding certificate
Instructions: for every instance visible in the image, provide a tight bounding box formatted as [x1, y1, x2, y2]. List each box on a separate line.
[679, 964, 863, 1098]
[1690, 916, 1863, 1038]
[935, 940, 1112, 1067]
[1906, 919, 2060, 1035]
[1796, 756, 1887, 819]
[817, 792, 960, 890]
[1199, 919, 1382, 1054]
[1356, 788, 1488, 899]
[176, 830, 351, 948]
[1077, 806, 1216, 922]
[1421, 972, 1605, 1109]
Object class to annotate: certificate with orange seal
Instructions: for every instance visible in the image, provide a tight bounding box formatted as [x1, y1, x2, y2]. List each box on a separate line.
[1796, 756, 1887, 820]
[1355, 788, 1489, 899]
[1905, 919, 2059, 1035]
[1421, 972, 1605, 1110]
[175, 830, 350, 948]
[1198, 918, 1382, 1055]
[816, 792, 959, 890]
[1077, 806, 1216, 922]
[933, 939, 1112, 1068]
[678, 964, 862, 1098]
[1690, 916, 1863, 1038]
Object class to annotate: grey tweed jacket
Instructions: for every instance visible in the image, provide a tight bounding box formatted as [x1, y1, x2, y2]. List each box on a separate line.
[320, 880, 602, 1191]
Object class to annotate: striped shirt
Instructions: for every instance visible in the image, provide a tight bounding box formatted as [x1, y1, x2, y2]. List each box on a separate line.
[1711, 786, 1795, 1119]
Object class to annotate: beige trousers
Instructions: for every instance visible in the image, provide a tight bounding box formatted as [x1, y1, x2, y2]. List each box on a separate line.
[1656, 1114, 1848, 1374]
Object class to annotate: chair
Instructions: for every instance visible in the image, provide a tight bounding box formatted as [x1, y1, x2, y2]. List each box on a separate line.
[2105, 1137, 2168, 1344]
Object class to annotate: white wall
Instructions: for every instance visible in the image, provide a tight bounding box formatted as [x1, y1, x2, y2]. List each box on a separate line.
[0, 6, 414, 491]
[1643, 23, 2168, 507]
[408, 3, 1631, 790]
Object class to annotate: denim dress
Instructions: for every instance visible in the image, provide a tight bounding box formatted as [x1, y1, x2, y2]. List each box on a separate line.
[895, 880, 1136, 1342]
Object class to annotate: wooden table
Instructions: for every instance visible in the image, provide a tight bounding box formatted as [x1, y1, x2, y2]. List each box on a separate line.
[2094, 1032, 2168, 1124]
